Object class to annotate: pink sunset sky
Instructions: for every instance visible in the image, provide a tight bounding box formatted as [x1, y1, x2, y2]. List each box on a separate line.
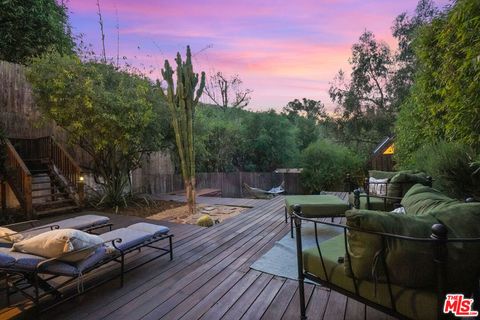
[66, 0, 449, 112]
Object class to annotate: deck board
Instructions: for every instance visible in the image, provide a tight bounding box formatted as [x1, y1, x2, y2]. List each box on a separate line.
[0, 192, 395, 320]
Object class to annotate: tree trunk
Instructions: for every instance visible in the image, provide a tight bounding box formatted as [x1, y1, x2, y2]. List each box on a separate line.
[185, 177, 196, 215]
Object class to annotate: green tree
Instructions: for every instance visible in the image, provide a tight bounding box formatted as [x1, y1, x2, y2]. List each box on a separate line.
[195, 106, 243, 172]
[300, 140, 363, 194]
[0, 0, 75, 64]
[27, 52, 167, 206]
[329, 31, 394, 154]
[396, 0, 480, 164]
[389, 0, 440, 111]
[283, 98, 326, 120]
[240, 110, 298, 172]
[158, 46, 205, 215]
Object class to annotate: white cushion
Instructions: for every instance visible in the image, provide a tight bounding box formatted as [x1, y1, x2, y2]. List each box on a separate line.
[12, 229, 103, 262]
[0, 227, 23, 244]
[369, 177, 388, 196]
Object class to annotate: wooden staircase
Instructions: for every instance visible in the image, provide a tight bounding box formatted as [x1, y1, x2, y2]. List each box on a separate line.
[4, 137, 84, 218]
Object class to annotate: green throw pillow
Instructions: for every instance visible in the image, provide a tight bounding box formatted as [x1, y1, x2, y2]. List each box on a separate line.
[386, 172, 430, 201]
[345, 209, 439, 288]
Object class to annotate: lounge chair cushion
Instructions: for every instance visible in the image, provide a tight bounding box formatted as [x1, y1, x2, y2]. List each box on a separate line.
[23, 214, 110, 238]
[12, 229, 104, 263]
[285, 195, 349, 218]
[345, 209, 438, 288]
[0, 227, 23, 244]
[303, 235, 437, 320]
[100, 228, 151, 251]
[127, 223, 169, 236]
[0, 247, 78, 276]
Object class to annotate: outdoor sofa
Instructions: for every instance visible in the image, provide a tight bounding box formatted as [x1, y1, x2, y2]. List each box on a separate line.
[0, 222, 173, 313]
[346, 170, 433, 211]
[294, 183, 480, 319]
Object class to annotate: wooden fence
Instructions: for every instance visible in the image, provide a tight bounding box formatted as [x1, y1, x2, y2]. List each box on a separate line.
[135, 172, 304, 197]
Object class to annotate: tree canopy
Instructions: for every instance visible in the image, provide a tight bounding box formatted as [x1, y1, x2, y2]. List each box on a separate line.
[0, 0, 75, 64]
[395, 0, 480, 165]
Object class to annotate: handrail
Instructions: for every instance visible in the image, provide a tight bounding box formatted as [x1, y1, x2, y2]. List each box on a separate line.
[5, 139, 33, 217]
[49, 136, 84, 205]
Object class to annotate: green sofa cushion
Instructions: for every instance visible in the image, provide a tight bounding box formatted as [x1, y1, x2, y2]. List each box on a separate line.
[345, 209, 439, 288]
[347, 192, 393, 211]
[429, 202, 480, 291]
[303, 235, 438, 320]
[401, 184, 459, 215]
[285, 195, 349, 218]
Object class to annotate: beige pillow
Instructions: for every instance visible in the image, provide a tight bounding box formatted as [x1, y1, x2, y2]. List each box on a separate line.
[12, 229, 103, 263]
[0, 227, 24, 244]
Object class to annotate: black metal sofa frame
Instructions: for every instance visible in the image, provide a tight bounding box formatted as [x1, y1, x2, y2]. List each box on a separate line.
[292, 204, 480, 320]
[2, 224, 173, 314]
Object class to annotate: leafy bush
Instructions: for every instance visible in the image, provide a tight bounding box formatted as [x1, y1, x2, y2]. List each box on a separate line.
[300, 140, 363, 194]
[401, 141, 480, 199]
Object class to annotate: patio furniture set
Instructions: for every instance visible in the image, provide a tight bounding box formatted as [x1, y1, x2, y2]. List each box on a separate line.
[0, 214, 173, 314]
[285, 170, 480, 319]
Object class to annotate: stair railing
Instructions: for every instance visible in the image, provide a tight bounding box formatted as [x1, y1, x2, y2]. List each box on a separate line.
[5, 139, 33, 218]
[49, 137, 84, 206]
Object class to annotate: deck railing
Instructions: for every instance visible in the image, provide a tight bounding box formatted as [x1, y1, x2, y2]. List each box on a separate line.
[5, 139, 32, 217]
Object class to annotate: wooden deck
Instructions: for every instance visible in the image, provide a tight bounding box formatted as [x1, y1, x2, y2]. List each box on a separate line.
[0, 194, 394, 320]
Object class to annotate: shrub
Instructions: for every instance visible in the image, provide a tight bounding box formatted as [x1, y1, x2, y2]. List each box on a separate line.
[300, 140, 363, 194]
[401, 141, 480, 199]
[197, 214, 214, 227]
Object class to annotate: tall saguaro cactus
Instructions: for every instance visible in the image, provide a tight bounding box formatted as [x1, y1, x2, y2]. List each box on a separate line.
[159, 46, 205, 215]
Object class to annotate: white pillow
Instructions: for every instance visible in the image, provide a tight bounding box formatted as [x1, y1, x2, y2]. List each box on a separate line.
[391, 207, 406, 214]
[0, 227, 24, 244]
[12, 229, 103, 262]
[369, 178, 388, 196]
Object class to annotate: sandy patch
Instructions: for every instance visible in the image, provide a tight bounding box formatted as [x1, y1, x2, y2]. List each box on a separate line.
[148, 203, 248, 225]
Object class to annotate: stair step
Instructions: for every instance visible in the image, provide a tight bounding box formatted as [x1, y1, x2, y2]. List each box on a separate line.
[34, 198, 73, 205]
[32, 187, 56, 192]
[30, 169, 49, 174]
[32, 192, 67, 199]
[35, 206, 79, 216]
[32, 173, 49, 177]
[32, 180, 51, 185]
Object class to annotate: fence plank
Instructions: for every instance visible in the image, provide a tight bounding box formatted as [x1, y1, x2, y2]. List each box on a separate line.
[138, 172, 302, 197]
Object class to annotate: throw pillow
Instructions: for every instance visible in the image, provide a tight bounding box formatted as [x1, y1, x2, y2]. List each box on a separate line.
[12, 229, 103, 263]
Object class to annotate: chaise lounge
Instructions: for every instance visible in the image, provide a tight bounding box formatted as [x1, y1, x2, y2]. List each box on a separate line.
[0, 214, 111, 247]
[294, 184, 480, 319]
[0, 222, 173, 313]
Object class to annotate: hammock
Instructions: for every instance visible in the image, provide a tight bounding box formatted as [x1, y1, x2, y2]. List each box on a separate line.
[243, 182, 285, 199]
